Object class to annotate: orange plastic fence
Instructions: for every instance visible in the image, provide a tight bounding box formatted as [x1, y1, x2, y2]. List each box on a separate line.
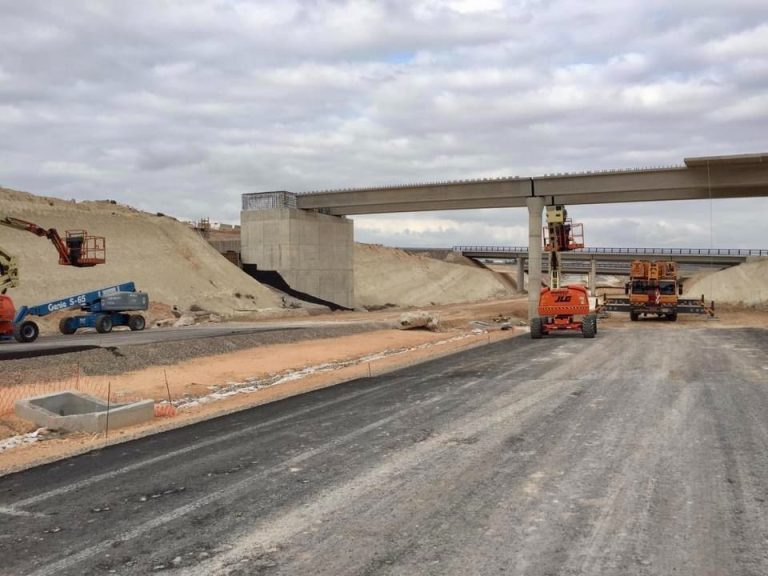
[0, 364, 177, 418]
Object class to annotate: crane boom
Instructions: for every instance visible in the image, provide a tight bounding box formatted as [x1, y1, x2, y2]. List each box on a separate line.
[0, 216, 105, 267]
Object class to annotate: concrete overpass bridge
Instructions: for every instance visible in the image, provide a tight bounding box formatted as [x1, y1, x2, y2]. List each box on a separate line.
[454, 246, 767, 264]
[455, 246, 767, 291]
[407, 246, 766, 291]
[241, 152, 768, 318]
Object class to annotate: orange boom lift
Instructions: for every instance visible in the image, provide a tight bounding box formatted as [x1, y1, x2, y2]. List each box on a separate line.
[530, 205, 597, 339]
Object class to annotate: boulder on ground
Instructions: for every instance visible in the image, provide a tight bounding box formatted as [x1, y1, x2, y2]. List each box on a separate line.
[398, 310, 440, 331]
[173, 314, 196, 327]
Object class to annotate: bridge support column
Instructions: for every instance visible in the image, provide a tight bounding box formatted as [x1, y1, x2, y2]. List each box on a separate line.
[589, 257, 597, 295]
[516, 258, 525, 292]
[527, 196, 545, 321]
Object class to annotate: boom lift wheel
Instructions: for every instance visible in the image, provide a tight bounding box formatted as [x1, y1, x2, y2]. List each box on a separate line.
[582, 314, 597, 338]
[530, 317, 543, 339]
[630, 311, 639, 322]
[59, 317, 77, 335]
[667, 312, 678, 322]
[95, 314, 113, 334]
[128, 314, 146, 331]
[13, 320, 39, 343]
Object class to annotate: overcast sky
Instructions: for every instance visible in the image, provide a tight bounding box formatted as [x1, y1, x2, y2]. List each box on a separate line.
[1, 1, 767, 248]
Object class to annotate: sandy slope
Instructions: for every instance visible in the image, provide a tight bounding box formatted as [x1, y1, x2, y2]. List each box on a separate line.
[0, 188, 282, 315]
[354, 243, 516, 308]
[684, 258, 768, 307]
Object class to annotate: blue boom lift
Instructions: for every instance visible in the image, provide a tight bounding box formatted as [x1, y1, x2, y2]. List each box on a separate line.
[10, 282, 149, 343]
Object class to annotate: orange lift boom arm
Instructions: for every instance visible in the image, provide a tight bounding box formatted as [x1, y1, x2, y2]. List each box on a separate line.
[0, 216, 106, 267]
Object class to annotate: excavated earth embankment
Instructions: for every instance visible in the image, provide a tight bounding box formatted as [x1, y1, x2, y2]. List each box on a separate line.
[684, 258, 768, 308]
[354, 243, 516, 308]
[0, 188, 283, 317]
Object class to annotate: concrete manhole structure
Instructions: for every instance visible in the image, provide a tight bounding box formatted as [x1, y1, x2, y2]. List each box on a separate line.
[15, 391, 154, 433]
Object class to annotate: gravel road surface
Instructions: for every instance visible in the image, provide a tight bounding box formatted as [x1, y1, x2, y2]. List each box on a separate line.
[0, 322, 387, 386]
[0, 320, 381, 360]
[1, 326, 767, 575]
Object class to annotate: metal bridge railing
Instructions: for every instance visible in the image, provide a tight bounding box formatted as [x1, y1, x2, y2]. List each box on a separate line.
[453, 246, 768, 257]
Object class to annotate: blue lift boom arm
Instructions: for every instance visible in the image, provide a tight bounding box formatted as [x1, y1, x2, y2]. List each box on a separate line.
[13, 282, 137, 324]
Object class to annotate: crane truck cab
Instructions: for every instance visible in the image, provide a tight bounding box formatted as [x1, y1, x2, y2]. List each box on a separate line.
[624, 260, 683, 321]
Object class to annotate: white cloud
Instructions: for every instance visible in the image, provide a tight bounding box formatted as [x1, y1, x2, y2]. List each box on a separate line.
[447, 0, 505, 14]
[705, 23, 768, 58]
[0, 0, 767, 247]
[40, 161, 105, 179]
[713, 93, 768, 121]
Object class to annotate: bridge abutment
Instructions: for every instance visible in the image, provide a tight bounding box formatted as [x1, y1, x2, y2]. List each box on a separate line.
[241, 193, 354, 309]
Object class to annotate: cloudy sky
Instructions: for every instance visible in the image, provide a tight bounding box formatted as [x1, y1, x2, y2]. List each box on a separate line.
[1, 0, 767, 248]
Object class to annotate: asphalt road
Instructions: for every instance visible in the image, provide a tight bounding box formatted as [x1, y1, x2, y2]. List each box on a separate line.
[1, 326, 767, 575]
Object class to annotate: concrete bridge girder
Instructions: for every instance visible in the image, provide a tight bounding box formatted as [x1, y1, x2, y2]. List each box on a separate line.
[296, 154, 768, 216]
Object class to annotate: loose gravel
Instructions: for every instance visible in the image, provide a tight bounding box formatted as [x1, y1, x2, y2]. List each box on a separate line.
[0, 323, 389, 387]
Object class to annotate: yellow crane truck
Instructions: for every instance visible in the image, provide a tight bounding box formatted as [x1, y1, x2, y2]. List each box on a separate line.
[603, 259, 714, 321]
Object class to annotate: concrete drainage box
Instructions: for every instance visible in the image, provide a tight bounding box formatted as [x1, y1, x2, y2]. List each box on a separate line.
[15, 391, 154, 434]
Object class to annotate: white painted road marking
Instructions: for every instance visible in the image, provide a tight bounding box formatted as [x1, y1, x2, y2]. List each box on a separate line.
[0, 506, 46, 518]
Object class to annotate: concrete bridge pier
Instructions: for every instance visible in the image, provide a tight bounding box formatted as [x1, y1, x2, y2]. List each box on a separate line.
[589, 257, 597, 295]
[527, 196, 545, 321]
[516, 258, 525, 292]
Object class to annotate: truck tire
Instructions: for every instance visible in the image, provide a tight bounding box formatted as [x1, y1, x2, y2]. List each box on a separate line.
[667, 312, 678, 322]
[530, 317, 544, 339]
[13, 320, 39, 343]
[95, 314, 113, 334]
[582, 314, 597, 338]
[630, 311, 639, 322]
[59, 317, 77, 335]
[128, 314, 146, 331]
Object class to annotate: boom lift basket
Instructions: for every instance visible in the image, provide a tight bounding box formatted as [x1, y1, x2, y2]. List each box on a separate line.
[543, 219, 584, 252]
[63, 230, 106, 266]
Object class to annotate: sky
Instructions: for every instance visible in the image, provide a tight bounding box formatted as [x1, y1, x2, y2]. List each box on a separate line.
[1, 0, 767, 249]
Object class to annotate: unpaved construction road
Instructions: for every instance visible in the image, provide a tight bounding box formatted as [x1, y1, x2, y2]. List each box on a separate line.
[1, 326, 767, 575]
[0, 320, 364, 360]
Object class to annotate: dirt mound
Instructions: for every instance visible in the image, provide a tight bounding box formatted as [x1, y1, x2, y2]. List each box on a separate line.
[684, 259, 768, 307]
[0, 188, 282, 317]
[354, 244, 516, 309]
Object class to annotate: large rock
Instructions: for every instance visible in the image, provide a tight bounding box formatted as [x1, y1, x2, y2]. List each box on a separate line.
[398, 310, 440, 331]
